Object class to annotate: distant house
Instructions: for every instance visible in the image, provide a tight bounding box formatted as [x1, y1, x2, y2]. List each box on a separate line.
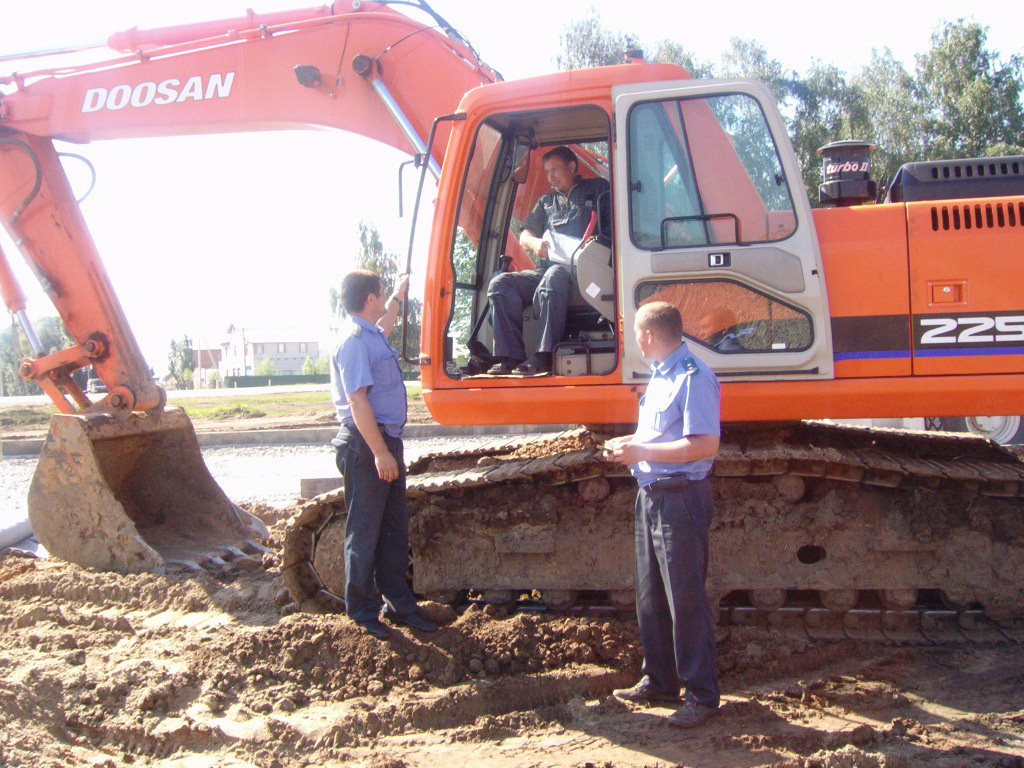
[218, 324, 320, 377]
[191, 348, 223, 388]
[192, 348, 222, 371]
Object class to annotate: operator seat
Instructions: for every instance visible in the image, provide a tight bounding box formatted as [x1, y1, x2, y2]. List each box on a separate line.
[571, 239, 614, 322]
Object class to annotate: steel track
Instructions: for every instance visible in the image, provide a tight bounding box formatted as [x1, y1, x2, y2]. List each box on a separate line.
[282, 421, 1024, 640]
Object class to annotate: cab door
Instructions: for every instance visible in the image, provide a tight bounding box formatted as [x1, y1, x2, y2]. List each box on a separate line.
[612, 79, 833, 381]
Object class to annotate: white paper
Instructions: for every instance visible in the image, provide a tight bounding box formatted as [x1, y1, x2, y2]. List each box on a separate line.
[542, 230, 583, 265]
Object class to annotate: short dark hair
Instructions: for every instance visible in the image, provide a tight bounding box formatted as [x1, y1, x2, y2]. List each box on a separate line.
[542, 146, 578, 168]
[636, 301, 684, 343]
[340, 270, 381, 313]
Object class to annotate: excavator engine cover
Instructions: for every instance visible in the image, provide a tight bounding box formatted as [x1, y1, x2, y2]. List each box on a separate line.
[27, 407, 267, 572]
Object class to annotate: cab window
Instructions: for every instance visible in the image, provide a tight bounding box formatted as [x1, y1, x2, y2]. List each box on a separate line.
[636, 279, 812, 353]
[627, 93, 797, 250]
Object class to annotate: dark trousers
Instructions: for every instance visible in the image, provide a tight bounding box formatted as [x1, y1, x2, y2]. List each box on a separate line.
[635, 478, 719, 708]
[335, 427, 418, 623]
[487, 261, 573, 359]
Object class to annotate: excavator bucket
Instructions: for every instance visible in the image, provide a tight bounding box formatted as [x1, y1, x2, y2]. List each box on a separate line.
[27, 407, 267, 573]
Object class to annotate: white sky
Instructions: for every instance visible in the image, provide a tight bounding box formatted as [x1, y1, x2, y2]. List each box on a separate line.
[1, 0, 1021, 375]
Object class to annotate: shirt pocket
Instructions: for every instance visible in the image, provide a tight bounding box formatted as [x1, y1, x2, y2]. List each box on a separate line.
[647, 377, 685, 433]
[651, 399, 682, 433]
[370, 347, 401, 389]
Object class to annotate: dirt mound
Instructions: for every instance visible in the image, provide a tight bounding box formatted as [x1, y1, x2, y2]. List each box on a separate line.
[508, 430, 602, 460]
[2, 536, 1022, 768]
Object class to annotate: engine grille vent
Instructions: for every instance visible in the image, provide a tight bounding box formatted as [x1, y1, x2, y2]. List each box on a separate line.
[930, 201, 1024, 231]
[931, 159, 1023, 180]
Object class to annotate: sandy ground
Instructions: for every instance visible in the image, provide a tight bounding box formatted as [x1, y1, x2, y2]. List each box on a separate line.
[2, 502, 1023, 768]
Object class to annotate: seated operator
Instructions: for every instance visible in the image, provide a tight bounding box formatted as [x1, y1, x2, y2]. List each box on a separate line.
[697, 308, 748, 353]
[486, 146, 610, 376]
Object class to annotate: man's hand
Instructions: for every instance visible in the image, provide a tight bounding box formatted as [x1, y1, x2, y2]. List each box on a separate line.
[519, 231, 548, 261]
[391, 273, 410, 303]
[603, 439, 645, 465]
[374, 449, 400, 482]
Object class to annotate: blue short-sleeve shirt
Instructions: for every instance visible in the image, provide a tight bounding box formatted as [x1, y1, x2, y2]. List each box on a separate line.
[630, 341, 721, 487]
[331, 316, 407, 442]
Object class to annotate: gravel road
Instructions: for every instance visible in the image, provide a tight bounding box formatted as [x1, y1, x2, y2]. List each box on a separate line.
[0, 436, 487, 531]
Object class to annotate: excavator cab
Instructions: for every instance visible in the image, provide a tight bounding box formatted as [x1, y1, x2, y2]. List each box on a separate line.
[442, 103, 618, 378]
[422, 72, 836, 426]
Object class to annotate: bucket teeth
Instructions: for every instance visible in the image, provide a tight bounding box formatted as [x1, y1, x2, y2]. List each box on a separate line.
[243, 540, 272, 556]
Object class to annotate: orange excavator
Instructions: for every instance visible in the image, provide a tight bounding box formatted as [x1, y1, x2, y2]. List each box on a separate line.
[2, 2, 1023, 626]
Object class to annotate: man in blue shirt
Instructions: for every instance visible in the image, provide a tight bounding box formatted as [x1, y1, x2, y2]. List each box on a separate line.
[331, 269, 437, 639]
[604, 300, 721, 728]
[486, 146, 610, 376]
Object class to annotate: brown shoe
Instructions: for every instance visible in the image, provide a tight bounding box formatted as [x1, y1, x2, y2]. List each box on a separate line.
[486, 357, 523, 375]
[665, 701, 716, 728]
[612, 677, 681, 705]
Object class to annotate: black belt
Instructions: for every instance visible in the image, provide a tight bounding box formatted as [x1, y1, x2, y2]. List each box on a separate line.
[337, 424, 402, 444]
[645, 474, 705, 492]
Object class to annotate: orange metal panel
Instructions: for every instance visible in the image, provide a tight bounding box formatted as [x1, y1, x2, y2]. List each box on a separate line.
[424, 373, 1024, 427]
[907, 197, 1024, 376]
[813, 204, 912, 379]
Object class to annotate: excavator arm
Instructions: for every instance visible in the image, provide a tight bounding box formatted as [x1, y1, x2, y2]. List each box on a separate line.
[0, 0, 496, 412]
[0, 1, 497, 572]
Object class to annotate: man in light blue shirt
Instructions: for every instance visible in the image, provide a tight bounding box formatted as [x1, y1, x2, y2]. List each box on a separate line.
[604, 300, 721, 728]
[331, 269, 436, 639]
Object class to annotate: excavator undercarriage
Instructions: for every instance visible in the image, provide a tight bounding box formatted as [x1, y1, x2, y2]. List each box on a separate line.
[282, 423, 1024, 641]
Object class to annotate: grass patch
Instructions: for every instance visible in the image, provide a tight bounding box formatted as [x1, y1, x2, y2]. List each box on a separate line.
[0, 407, 53, 429]
[0, 383, 424, 432]
[185, 404, 268, 420]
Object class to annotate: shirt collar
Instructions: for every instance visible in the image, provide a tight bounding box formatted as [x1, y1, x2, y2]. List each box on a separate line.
[351, 315, 384, 336]
[556, 175, 584, 200]
[651, 341, 691, 376]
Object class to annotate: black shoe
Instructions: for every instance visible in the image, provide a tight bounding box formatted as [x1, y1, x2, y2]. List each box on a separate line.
[513, 353, 552, 376]
[612, 677, 681, 705]
[381, 609, 438, 632]
[666, 700, 717, 728]
[486, 357, 522, 375]
[355, 617, 391, 640]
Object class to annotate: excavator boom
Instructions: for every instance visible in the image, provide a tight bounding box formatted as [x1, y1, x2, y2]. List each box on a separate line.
[0, 1, 496, 571]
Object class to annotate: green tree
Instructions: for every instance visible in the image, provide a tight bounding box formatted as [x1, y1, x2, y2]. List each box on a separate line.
[650, 39, 714, 78]
[167, 335, 195, 389]
[301, 356, 316, 375]
[331, 221, 421, 376]
[915, 20, 1024, 159]
[254, 357, 275, 377]
[0, 322, 30, 396]
[719, 38, 795, 107]
[852, 48, 924, 194]
[314, 355, 330, 375]
[556, 11, 634, 70]
[447, 228, 478, 364]
[789, 62, 873, 200]
[0, 316, 75, 396]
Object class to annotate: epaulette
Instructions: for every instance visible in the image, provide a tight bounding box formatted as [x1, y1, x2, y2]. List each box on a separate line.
[681, 357, 699, 375]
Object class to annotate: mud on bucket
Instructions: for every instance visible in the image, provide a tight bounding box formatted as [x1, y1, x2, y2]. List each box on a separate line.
[27, 407, 268, 573]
